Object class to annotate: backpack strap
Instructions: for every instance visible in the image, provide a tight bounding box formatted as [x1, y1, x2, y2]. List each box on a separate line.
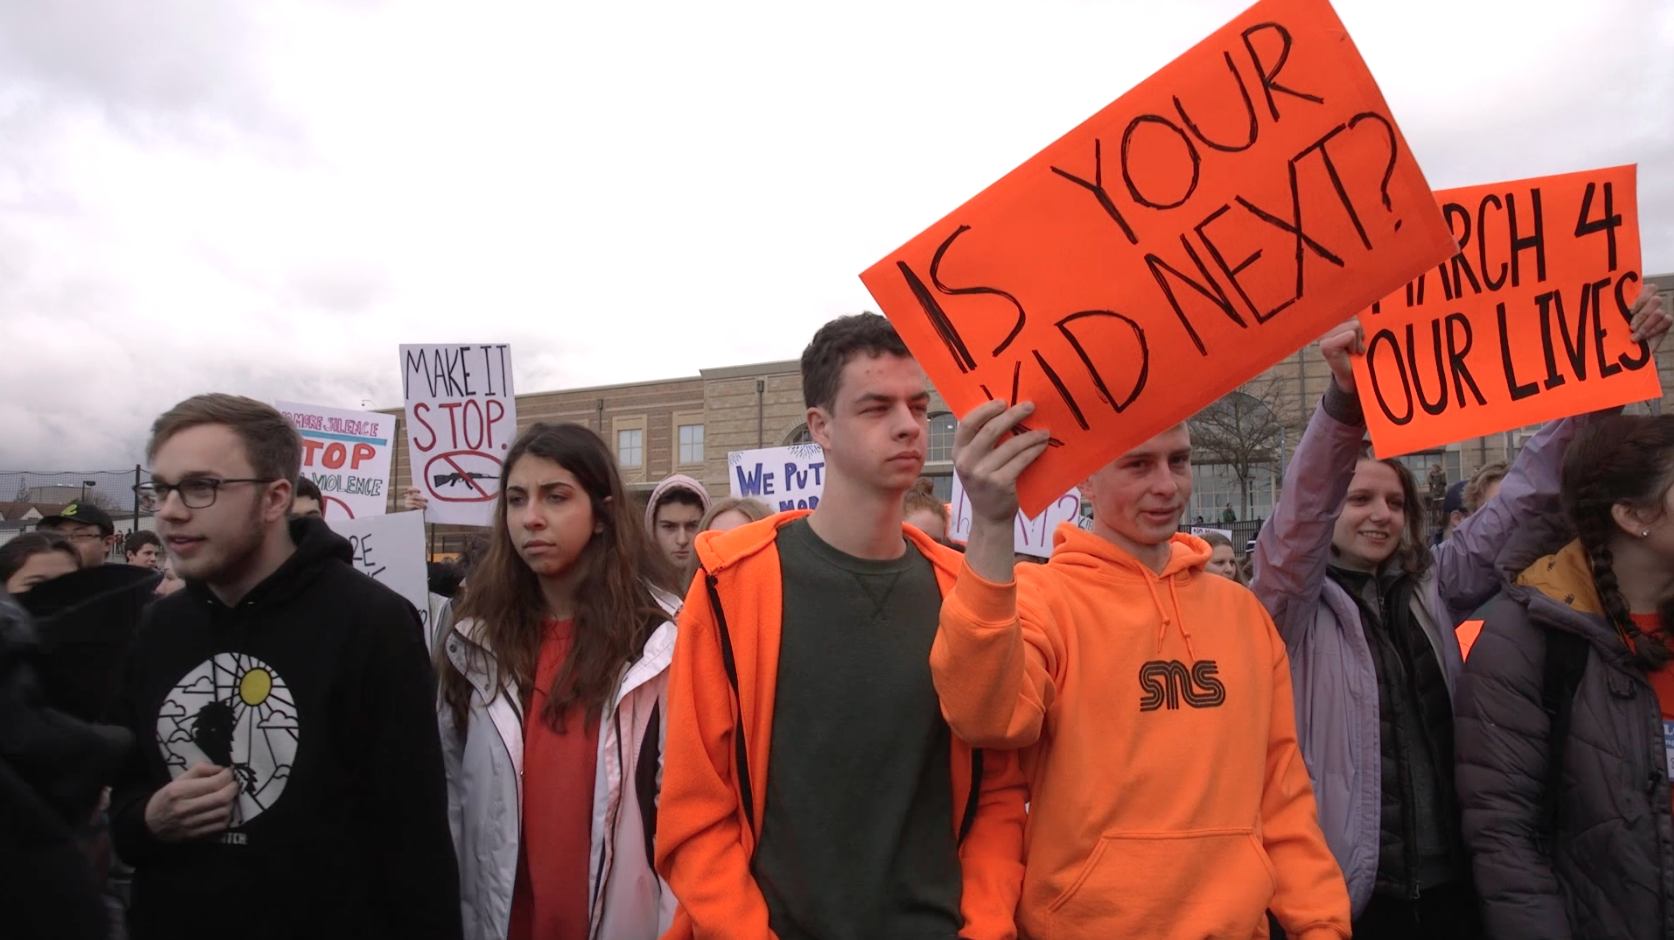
[1540, 628, 1590, 832]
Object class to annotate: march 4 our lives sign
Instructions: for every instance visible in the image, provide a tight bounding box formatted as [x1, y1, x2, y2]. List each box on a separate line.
[1352, 165, 1663, 457]
[401, 344, 517, 526]
[860, 0, 1457, 516]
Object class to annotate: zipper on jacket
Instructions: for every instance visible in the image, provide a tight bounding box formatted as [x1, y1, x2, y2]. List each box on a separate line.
[705, 573, 755, 832]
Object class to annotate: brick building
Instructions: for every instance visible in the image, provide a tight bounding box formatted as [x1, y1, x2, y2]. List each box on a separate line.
[389, 274, 1674, 544]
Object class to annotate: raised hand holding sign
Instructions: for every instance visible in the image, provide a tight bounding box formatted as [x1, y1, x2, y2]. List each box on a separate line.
[861, 0, 1457, 515]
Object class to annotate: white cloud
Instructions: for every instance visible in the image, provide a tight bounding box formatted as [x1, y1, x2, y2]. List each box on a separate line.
[0, 0, 1669, 468]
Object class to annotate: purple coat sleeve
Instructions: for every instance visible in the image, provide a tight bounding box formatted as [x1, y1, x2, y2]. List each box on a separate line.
[1251, 385, 1365, 648]
[1431, 413, 1600, 629]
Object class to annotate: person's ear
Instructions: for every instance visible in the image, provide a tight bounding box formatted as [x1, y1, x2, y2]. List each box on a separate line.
[807, 405, 833, 449]
[1613, 501, 1658, 540]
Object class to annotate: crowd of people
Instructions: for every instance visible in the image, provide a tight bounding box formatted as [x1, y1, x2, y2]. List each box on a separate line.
[6, 283, 1674, 940]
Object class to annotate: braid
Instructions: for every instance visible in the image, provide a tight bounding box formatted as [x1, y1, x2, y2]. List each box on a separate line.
[1570, 465, 1673, 672]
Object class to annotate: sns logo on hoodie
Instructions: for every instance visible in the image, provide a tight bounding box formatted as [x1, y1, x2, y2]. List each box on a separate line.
[1138, 660, 1226, 711]
[156, 653, 299, 829]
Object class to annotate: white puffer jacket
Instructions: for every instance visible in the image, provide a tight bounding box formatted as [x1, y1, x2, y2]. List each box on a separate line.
[437, 590, 679, 940]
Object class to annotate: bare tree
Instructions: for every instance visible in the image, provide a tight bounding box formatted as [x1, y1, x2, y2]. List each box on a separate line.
[1189, 377, 1287, 519]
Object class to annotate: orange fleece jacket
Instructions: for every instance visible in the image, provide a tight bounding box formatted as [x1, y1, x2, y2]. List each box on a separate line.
[931, 525, 1350, 940]
[655, 511, 1027, 940]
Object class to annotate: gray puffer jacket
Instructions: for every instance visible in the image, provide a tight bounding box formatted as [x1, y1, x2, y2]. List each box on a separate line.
[1455, 513, 1674, 940]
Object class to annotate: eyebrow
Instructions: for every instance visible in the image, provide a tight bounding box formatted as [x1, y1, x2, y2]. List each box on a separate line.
[151, 471, 229, 484]
[508, 480, 576, 495]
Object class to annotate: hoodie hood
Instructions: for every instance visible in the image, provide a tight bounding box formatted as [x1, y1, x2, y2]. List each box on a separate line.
[1510, 538, 1641, 659]
[644, 475, 711, 531]
[184, 515, 353, 609]
[1488, 495, 1632, 657]
[1046, 522, 1214, 659]
[1047, 522, 1212, 580]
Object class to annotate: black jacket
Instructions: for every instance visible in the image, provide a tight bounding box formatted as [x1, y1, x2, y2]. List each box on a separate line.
[108, 517, 462, 940]
[0, 596, 132, 940]
[1457, 512, 1674, 939]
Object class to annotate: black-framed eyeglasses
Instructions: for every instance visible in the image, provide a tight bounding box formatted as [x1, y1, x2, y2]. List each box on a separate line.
[135, 478, 275, 511]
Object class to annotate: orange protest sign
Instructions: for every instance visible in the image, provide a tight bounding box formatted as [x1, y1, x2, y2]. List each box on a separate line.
[1352, 166, 1658, 457]
[860, 0, 1456, 516]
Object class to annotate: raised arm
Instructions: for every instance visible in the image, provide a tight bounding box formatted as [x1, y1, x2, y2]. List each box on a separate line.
[1436, 284, 1667, 626]
[1252, 322, 1365, 648]
[930, 400, 1061, 749]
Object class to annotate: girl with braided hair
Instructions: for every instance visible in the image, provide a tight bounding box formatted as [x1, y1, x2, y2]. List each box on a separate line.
[1456, 413, 1674, 939]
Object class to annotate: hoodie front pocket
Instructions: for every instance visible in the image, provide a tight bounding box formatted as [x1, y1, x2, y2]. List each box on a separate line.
[1045, 829, 1275, 940]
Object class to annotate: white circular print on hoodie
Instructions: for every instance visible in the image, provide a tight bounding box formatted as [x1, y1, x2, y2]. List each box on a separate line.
[156, 652, 299, 828]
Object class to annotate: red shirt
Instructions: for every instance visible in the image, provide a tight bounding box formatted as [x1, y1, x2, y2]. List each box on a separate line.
[508, 619, 600, 940]
[1631, 613, 1674, 818]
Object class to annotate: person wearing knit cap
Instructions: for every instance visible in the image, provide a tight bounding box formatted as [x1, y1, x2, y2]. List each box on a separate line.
[645, 474, 710, 589]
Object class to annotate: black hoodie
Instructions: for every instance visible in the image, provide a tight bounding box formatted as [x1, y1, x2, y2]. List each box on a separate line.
[108, 517, 461, 940]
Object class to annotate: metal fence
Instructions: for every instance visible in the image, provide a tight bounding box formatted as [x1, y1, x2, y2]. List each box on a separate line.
[0, 467, 152, 531]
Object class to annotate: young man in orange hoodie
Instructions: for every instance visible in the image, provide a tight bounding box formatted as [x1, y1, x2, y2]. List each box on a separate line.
[931, 400, 1350, 940]
[656, 314, 1025, 940]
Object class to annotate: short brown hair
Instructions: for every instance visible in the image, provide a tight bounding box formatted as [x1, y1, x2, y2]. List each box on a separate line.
[148, 394, 302, 484]
[1463, 461, 1509, 515]
[800, 312, 912, 411]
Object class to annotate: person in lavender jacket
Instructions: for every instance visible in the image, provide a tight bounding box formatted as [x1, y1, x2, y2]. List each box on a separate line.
[1251, 301, 1671, 939]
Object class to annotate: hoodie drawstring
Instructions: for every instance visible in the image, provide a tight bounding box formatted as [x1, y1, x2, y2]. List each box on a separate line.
[1142, 572, 1197, 661]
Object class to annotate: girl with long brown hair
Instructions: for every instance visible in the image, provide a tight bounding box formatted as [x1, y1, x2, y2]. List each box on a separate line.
[1458, 414, 1674, 939]
[435, 422, 681, 940]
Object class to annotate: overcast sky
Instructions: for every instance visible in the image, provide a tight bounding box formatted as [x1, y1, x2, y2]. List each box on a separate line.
[1, 0, 1669, 470]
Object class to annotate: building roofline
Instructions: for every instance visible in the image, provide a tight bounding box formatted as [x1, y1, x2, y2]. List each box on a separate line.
[698, 359, 801, 380]
[1647, 271, 1674, 291]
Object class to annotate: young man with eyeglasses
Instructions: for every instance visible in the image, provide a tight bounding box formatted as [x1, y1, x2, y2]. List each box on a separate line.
[39, 501, 118, 568]
[109, 393, 461, 940]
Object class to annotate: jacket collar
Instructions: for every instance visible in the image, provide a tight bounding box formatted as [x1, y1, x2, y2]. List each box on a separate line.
[695, 508, 964, 582]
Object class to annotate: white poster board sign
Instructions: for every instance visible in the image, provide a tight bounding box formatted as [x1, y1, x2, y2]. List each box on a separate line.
[949, 474, 1082, 558]
[277, 401, 396, 520]
[327, 511, 431, 632]
[727, 444, 825, 511]
[400, 344, 517, 526]
[1189, 526, 1235, 542]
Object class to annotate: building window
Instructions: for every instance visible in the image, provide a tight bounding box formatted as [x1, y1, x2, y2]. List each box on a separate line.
[678, 424, 704, 465]
[1392, 450, 1460, 484]
[928, 413, 956, 462]
[1188, 463, 1277, 524]
[617, 428, 644, 468]
[785, 424, 812, 445]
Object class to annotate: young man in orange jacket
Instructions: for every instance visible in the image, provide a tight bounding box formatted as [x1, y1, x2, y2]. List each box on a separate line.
[655, 314, 1026, 940]
[931, 400, 1350, 940]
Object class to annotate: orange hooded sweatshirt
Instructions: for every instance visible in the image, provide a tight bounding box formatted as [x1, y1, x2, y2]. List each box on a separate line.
[931, 525, 1350, 940]
[655, 511, 1028, 940]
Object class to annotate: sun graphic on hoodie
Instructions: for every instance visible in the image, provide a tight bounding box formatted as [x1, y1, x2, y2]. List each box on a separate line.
[156, 653, 300, 827]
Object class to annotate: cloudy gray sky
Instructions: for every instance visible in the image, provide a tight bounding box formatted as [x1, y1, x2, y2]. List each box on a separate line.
[1, 0, 1670, 470]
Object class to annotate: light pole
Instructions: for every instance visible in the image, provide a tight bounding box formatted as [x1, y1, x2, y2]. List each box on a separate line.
[81, 479, 96, 502]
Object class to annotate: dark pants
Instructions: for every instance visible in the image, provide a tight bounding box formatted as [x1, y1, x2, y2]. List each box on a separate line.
[1354, 882, 1482, 940]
